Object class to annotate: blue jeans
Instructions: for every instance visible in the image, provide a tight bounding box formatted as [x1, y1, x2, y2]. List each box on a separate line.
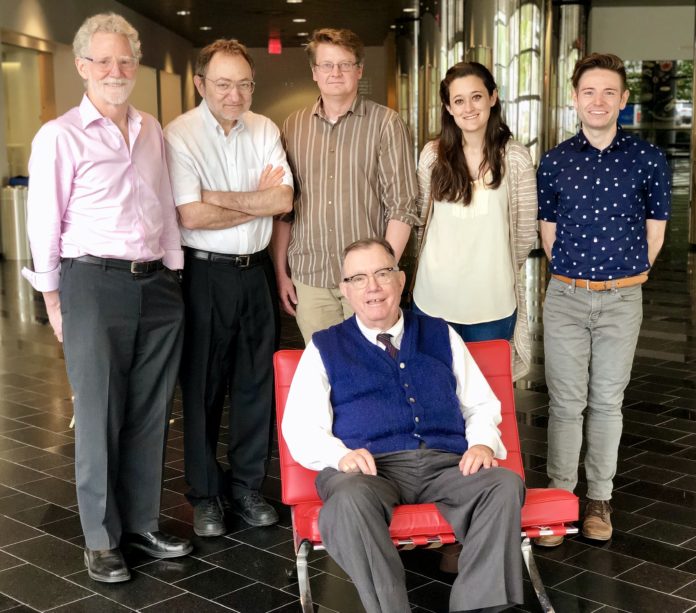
[412, 303, 517, 343]
[543, 278, 643, 501]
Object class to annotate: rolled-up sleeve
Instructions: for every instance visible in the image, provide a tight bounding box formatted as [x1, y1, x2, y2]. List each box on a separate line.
[22, 123, 74, 292]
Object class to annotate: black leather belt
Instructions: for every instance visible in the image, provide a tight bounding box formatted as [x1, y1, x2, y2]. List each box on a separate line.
[185, 247, 267, 268]
[71, 255, 164, 276]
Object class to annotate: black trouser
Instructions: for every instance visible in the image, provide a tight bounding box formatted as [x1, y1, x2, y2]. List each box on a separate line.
[61, 259, 184, 550]
[180, 250, 278, 504]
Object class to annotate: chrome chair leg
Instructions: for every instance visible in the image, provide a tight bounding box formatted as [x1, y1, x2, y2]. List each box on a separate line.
[521, 537, 555, 613]
[297, 539, 314, 613]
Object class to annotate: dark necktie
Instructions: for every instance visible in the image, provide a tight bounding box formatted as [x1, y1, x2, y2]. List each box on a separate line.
[376, 333, 398, 359]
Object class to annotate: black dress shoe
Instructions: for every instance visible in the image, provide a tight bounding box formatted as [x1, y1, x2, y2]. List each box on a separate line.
[231, 491, 279, 527]
[193, 497, 226, 537]
[121, 531, 193, 559]
[84, 548, 130, 583]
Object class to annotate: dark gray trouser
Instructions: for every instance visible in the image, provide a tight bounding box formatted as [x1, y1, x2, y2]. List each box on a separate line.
[60, 260, 184, 550]
[316, 450, 525, 613]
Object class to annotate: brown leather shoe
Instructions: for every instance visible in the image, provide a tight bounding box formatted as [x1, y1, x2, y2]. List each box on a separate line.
[582, 499, 613, 541]
[533, 534, 564, 547]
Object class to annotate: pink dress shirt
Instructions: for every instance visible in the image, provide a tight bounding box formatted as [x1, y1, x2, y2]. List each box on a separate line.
[22, 95, 183, 292]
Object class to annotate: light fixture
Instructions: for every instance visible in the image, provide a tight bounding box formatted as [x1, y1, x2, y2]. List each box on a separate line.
[403, 7, 417, 13]
[286, 0, 303, 3]
[200, 26, 212, 31]
[292, 18, 307, 23]
[176, 10, 190, 16]
[296, 32, 309, 37]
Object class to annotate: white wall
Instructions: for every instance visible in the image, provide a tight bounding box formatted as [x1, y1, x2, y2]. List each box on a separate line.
[249, 46, 388, 128]
[589, 4, 695, 60]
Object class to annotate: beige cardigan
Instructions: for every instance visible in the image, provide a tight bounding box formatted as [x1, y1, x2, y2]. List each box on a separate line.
[415, 139, 539, 380]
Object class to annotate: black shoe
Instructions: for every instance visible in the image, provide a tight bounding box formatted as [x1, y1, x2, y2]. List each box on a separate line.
[231, 492, 279, 527]
[193, 497, 226, 537]
[84, 548, 130, 583]
[121, 531, 193, 559]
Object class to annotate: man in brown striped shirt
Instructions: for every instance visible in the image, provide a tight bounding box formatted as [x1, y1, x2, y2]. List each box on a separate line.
[272, 28, 418, 344]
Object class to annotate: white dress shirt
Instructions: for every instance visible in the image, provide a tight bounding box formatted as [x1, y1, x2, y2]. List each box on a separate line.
[282, 312, 506, 471]
[164, 100, 293, 254]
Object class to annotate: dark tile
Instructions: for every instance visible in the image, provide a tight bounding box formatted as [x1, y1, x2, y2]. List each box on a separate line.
[555, 571, 694, 612]
[2, 426, 73, 450]
[617, 561, 696, 593]
[0, 491, 45, 515]
[49, 594, 132, 612]
[15, 413, 72, 433]
[619, 481, 696, 509]
[630, 518, 696, 546]
[8, 502, 76, 527]
[39, 514, 85, 540]
[0, 515, 43, 547]
[229, 524, 295, 549]
[0, 564, 91, 611]
[4, 534, 84, 576]
[640, 501, 696, 530]
[66, 568, 184, 610]
[173, 566, 253, 599]
[216, 581, 297, 612]
[620, 464, 683, 485]
[0, 552, 23, 572]
[13, 476, 77, 506]
[0, 402, 41, 420]
[205, 543, 300, 588]
[0, 458, 44, 487]
[142, 592, 234, 612]
[565, 547, 642, 578]
[137, 555, 215, 583]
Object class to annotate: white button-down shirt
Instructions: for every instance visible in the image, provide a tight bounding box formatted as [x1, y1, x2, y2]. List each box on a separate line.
[164, 100, 293, 254]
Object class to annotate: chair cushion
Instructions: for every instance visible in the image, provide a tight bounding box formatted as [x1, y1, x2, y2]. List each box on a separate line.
[292, 487, 579, 546]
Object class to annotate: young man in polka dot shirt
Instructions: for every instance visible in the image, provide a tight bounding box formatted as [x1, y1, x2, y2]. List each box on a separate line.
[536, 53, 671, 546]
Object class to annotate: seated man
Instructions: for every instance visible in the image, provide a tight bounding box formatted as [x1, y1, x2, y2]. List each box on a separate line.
[282, 238, 525, 613]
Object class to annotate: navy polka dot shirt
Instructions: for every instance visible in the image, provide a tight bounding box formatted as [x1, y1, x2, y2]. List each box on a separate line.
[537, 127, 671, 280]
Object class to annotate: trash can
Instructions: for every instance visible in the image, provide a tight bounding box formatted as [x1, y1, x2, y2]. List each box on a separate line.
[1, 186, 31, 260]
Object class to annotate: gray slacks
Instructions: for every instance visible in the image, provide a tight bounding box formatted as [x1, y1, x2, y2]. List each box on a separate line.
[316, 449, 525, 613]
[543, 278, 643, 500]
[60, 259, 184, 550]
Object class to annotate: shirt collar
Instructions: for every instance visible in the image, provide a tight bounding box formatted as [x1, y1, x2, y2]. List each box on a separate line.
[572, 124, 628, 153]
[198, 99, 245, 135]
[355, 309, 404, 348]
[79, 94, 140, 129]
[312, 94, 365, 121]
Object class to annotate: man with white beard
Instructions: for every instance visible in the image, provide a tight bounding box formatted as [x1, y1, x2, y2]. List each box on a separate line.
[22, 13, 191, 583]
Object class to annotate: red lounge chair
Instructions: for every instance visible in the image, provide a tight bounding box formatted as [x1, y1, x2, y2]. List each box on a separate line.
[274, 339, 579, 613]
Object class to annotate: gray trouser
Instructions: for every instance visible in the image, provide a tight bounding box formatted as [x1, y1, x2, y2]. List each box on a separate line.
[61, 259, 184, 550]
[316, 450, 525, 613]
[543, 277, 643, 501]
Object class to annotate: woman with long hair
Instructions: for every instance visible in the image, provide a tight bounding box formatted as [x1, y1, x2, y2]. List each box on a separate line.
[412, 62, 537, 379]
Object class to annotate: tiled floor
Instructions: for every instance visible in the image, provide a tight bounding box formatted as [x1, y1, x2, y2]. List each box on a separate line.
[0, 158, 694, 612]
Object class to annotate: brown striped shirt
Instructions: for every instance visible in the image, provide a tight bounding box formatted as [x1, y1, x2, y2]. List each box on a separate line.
[281, 95, 418, 288]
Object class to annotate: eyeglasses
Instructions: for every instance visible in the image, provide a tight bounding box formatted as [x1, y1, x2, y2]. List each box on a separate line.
[82, 56, 139, 72]
[313, 61, 360, 74]
[200, 76, 255, 95]
[342, 267, 398, 289]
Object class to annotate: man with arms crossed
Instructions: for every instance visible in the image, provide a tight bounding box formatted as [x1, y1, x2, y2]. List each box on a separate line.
[164, 39, 292, 537]
[536, 53, 671, 545]
[23, 13, 191, 582]
[273, 28, 418, 343]
[283, 238, 525, 613]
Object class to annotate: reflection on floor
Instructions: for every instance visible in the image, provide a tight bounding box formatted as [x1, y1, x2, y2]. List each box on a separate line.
[0, 159, 694, 612]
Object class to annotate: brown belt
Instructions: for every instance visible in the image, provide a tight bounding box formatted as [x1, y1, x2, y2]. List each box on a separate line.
[552, 273, 648, 291]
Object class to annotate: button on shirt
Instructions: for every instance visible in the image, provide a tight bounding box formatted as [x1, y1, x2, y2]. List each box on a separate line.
[22, 95, 183, 292]
[164, 101, 293, 255]
[281, 311, 504, 471]
[537, 128, 671, 280]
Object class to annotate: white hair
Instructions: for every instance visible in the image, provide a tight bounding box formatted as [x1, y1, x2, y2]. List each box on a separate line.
[72, 13, 142, 60]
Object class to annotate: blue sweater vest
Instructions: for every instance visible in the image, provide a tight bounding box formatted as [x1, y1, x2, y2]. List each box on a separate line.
[313, 311, 467, 455]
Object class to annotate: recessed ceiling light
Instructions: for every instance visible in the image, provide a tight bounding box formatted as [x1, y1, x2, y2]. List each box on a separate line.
[287, 0, 303, 3]
[296, 32, 309, 36]
[390, 24, 396, 29]
[176, 10, 190, 16]
[200, 26, 212, 31]
[403, 7, 417, 13]
[292, 18, 307, 23]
